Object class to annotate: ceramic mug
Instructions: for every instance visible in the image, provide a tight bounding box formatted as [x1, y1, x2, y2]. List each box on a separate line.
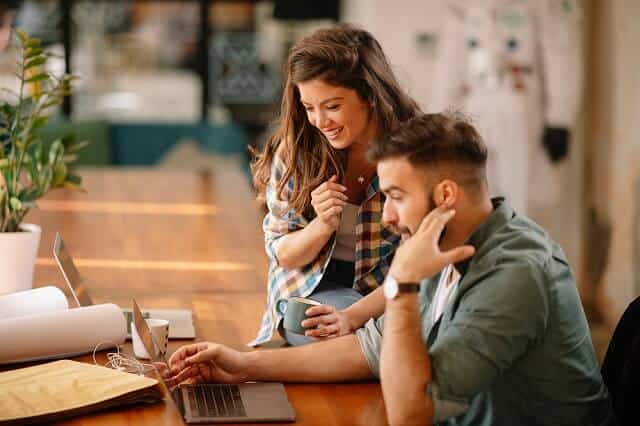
[276, 297, 321, 334]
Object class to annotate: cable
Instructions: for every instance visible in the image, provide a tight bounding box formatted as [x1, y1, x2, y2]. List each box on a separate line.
[92, 341, 155, 376]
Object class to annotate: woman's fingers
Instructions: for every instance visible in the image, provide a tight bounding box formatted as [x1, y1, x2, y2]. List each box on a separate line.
[321, 205, 343, 220]
[311, 178, 347, 198]
[301, 312, 337, 329]
[315, 196, 346, 212]
[305, 323, 339, 337]
[305, 305, 334, 317]
[312, 189, 348, 204]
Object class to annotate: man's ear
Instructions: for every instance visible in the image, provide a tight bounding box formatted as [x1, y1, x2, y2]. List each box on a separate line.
[433, 180, 459, 208]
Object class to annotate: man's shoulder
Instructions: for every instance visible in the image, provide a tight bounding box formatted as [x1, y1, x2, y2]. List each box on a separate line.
[475, 213, 567, 273]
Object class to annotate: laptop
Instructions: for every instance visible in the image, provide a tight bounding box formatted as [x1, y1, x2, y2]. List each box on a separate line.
[133, 299, 296, 423]
[53, 232, 196, 339]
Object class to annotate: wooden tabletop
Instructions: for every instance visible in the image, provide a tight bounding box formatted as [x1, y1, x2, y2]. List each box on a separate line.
[18, 163, 386, 426]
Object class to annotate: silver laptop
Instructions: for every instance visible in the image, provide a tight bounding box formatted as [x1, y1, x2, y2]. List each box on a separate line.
[53, 232, 196, 339]
[133, 299, 295, 423]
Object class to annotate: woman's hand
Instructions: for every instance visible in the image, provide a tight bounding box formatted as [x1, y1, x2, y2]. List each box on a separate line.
[167, 342, 250, 386]
[311, 175, 348, 232]
[301, 305, 355, 339]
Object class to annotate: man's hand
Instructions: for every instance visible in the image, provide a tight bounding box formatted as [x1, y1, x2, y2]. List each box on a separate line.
[301, 305, 355, 339]
[389, 206, 475, 283]
[167, 342, 251, 386]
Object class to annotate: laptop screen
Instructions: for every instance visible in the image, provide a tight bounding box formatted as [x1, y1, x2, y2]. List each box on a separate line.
[132, 299, 169, 365]
[53, 233, 94, 307]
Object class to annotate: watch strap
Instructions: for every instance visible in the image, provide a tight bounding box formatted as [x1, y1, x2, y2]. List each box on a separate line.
[397, 282, 421, 293]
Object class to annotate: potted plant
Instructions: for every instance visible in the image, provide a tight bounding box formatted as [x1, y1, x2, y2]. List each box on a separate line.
[0, 30, 86, 294]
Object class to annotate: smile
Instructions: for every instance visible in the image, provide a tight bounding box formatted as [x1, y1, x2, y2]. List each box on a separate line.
[323, 127, 343, 140]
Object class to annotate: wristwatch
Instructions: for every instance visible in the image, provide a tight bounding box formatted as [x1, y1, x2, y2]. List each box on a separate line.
[383, 275, 421, 300]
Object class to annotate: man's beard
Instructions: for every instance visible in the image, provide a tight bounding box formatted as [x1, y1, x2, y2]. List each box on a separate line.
[395, 191, 447, 244]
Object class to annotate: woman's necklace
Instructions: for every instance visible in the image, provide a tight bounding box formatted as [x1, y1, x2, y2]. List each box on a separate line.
[355, 164, 376, 185]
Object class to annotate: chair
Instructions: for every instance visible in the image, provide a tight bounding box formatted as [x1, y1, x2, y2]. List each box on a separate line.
[601, 296, 640, 425]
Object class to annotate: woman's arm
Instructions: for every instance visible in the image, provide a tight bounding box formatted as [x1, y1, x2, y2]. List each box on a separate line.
[273, 175, 347, 269]
[275, 215, 335, 269]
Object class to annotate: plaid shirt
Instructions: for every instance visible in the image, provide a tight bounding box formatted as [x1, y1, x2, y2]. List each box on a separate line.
[249, 155, 400, 346]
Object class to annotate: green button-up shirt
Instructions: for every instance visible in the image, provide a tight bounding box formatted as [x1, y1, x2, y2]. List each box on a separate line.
[356, 198, 614, 425]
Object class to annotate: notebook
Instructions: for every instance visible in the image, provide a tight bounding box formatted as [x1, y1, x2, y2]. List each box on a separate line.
[0, 360, 163, 425]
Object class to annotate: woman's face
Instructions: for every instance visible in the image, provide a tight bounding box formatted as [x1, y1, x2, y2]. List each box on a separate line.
[297, 79, 374, 150]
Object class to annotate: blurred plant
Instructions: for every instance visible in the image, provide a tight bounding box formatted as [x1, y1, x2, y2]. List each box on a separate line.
[0, 29, 87, 232]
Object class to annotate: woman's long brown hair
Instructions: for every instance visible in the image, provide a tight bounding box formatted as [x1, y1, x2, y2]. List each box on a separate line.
[251, 23, 421, 217]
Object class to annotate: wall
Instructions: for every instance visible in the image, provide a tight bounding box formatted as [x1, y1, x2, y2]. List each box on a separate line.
[342, 0, 444, 111]
[591, 0, 640, 328]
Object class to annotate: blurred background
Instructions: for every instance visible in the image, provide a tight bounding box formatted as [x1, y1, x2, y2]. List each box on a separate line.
[0, 0, 638, 352]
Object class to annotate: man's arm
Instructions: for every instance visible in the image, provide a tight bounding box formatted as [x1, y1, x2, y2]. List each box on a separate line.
[377, 207, 475, 425]
[248, 334, 373, 382]
[169, 334, 374, 385]
[380, 292, 433, 425]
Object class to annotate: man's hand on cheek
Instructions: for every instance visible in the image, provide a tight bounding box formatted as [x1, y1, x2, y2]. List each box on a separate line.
[390, 206, 475, 283]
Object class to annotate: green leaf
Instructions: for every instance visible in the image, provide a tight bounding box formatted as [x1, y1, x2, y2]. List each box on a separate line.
[0, 158, 8, 169]
[66, 140, 89, 153]
[26, 47, 44, 58]
[9, 197, 22, 211]
[45, 51, 64, 59]
[1, 104, 16, 118]
[25, 73, 49, 83]
[63, 154, 77, 163]
[15, 29, 28, 43]
[65, 173, 82, 185]
[39, 167, 53, 192]
[25, 38, 42, 49]
[18, 187, 40, 204]
[32, 116, 48, 130]
[63, 181, 86, 192]
[25, 56, 46, 69]
[52, 161, 67, 186]
[42, 99, 62, 110]
[48, 140, 64, 165]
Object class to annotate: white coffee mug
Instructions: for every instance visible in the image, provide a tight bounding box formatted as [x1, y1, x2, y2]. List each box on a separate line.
[131, 318, 169, 360]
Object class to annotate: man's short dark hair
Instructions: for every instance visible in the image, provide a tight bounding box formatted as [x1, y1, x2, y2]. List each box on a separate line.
[369, 112, 489, 190]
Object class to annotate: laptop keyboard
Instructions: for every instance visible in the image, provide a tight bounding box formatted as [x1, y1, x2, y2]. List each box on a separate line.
[187, 384, 247, 418]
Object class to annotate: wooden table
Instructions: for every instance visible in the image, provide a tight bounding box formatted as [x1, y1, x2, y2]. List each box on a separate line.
[20, 164, 386, 426]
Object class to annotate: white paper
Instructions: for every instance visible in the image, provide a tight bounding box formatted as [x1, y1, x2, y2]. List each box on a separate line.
[0, 303, 127, 364]
[0, 286, 69, 320]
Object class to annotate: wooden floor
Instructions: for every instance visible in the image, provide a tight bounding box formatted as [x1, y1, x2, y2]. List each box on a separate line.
[18, 163, 386, 426]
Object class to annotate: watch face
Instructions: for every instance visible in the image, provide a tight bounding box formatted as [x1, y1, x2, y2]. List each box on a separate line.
[384, 276, 399, 300]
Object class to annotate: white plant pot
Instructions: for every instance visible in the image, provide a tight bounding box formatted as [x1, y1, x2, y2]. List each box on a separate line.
[0, 223, 41, 295]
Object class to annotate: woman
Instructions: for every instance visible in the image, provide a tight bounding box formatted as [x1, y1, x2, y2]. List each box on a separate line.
[250, 23, 421, 346]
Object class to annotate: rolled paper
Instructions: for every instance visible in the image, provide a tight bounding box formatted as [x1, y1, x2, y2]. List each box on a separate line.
[0, 286, 69, 320]
[0, 304, 126, 364]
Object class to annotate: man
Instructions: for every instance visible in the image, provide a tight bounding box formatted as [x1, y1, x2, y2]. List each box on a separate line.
[168, 113, 614, 425]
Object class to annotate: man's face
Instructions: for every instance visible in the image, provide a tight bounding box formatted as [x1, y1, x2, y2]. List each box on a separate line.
[378, 156, 434, 240]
